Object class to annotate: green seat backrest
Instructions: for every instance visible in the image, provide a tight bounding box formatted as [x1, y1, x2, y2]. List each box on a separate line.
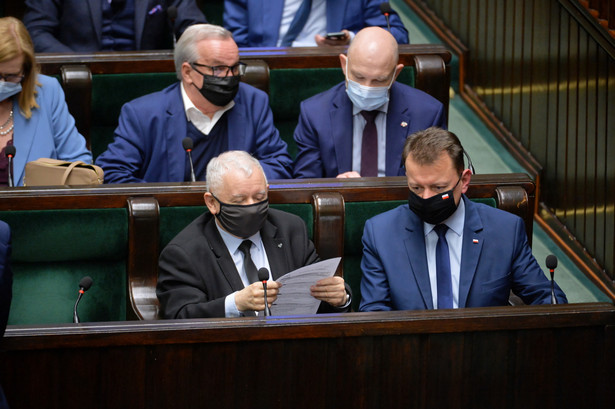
[344, 197, 496, 311]
[159, 204, 314, 250]
[270, 67, 415, 159]
[1, 208, 128, 325]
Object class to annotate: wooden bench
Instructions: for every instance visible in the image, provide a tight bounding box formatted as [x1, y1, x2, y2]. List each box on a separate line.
[38, 45, 451, 158]
[0, 173, 534, 323]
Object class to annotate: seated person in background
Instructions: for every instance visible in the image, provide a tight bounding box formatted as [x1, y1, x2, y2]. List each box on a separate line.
[293, 27, 445, 179]
[224, 0, 409, 47]
[0, 220, 12, 409]
[360, 127, 568, 311]
[157, 150, 351, 318]
[96, 24, 293, 183]
[0, 17, 92, 187]
[23, 0, 207, 52]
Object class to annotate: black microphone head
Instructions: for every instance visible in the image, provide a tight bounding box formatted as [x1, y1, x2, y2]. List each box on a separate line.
[380, 2, 393, 14]
[546, 255, 558, 270]
[167, 5, 178, 20]
[5, 145, 16, 158]
[182, 137, 193, 151]
[79, 276, 94, 291]
[257, 268, 269, 282]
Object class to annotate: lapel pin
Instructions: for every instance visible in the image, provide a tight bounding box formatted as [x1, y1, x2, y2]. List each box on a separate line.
[401, 121, 408, 127]
[278, 243, 283, 248]
[473, 239, 479, 244]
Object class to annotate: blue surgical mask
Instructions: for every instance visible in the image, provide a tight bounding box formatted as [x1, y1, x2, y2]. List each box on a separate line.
[0, 81, 22, 102]
[345, 58, 395, 111]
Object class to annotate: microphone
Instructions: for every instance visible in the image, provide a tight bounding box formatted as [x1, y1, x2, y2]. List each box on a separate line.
[73, 276, 93, 324]
[5, 145, 15, 187]
[182, 137, 196, 182]
[545, 255, 558, 304]
[258, 267, 271, 317]
[380, 2, 393, 32]
[168, 5, 178, 46]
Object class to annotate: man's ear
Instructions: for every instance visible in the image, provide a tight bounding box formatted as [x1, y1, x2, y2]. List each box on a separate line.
[460, 168, 472, 194]
[339, 54, 348, 76]
[181, 62, 194, 85]
[204, 192, 219, 214]
[393, 63, 404, 81]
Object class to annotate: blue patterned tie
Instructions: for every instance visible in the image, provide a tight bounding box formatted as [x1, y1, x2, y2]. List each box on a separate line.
[434, 224, 453, 309]
[280, 0, 313, 46]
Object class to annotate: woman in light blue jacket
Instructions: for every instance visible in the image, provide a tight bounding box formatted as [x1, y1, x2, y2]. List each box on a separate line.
[0, 17, 91, 186]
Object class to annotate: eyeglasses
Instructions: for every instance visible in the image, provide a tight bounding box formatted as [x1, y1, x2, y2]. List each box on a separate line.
[190, 62, 247, 77]
[0, 72, 24, 83]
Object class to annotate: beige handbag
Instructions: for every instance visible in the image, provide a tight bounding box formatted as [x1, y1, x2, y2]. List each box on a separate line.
[24, 158, 104, 186]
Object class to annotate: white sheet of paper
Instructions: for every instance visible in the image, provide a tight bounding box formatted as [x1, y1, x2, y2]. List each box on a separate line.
[269, 257, 341, 316]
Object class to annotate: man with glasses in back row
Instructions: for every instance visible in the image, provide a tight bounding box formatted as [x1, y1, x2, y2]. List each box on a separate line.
[96, 24, 293, 183]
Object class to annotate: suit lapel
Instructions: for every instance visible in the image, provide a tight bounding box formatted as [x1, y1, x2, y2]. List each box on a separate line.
[331, 87, 354, 174]
[458, 196, 484, 307]
[12, 98, 36, 186]
[133, 0, 149, 50]
[165, 84, 188, 181]
[404, 212, 434, 310]
[87, 0, 103, 44]
[385, 83, 411, 176]
[326, 0, 346, 32]
[264, 0, 285, 45]
[260, 220, 289, 280]
[203, 217, 246, 292]
[226, 89, 248, 152]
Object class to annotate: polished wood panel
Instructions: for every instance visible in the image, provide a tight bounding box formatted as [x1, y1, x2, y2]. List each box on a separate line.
[405, 0, 615, 292]
[1, 303, 613, 409]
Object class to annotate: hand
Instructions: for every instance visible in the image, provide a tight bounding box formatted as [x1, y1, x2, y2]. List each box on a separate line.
[336, 171, 361, 178]
[310, 276, 347, 307]
[235, 281, 281, 313]
[314, 30, 351, 46]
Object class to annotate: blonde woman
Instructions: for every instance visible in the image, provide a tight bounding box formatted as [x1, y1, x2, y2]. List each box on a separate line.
[0, 17, 91, 186]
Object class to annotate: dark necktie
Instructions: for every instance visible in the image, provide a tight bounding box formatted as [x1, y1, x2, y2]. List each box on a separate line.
[238, 240, 259, 284]
[360, 110, 379, 177]
[434, 224, 453, 309]
[280, 0, 313, 46]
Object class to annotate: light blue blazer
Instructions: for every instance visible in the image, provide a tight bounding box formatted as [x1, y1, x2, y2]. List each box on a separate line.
[11, 75, 92, 186]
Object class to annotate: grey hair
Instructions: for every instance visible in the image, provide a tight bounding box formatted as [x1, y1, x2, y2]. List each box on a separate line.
[174, 24, 233, 79]
[206, 151, 267, 194]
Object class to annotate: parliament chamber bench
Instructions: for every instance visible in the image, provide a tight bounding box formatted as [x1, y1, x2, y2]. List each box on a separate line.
[0, 303, 613, 409]
[0, 173, 533, 324]
[37, 44, 451, 159]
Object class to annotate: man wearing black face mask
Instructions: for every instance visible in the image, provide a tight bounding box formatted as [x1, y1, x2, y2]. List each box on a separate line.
[95, 24, 293, 183]
[359, 127, 567, 311]
[157, 150, 351, 318]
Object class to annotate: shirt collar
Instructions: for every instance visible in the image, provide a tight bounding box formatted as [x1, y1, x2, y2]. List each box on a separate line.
[423, 195, 466, 237]
[214, 217, 263, 254]
[180, 82, 234, 133]
[352, 99, 390, 116]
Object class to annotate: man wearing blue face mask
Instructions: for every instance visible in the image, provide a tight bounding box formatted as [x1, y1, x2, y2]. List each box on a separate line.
[359, 127, 568, 311]
[292, 26, 446, 179]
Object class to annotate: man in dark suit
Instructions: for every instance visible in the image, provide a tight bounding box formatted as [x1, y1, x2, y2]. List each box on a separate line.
[0, 221, 12, 409]
[23, 0, 207, 52]
[95, 24, 292, 182]
[224, 0, 409, 47]
[157, 150, 351, 318]
[293, 27, 445, 179]
[360, 127, 567, 311]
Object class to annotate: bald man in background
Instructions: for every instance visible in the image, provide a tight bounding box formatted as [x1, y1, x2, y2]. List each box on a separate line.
[292, 26, 446, 179]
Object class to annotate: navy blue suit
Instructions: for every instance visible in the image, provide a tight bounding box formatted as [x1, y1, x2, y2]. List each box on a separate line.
[24, 0, 206, 52]
[0, 221, 12, 409]
[95, 82, 293, 183]
[224, 0, 409, 47]
[360, 196, 567, 311]
[293, 82, 446, 178]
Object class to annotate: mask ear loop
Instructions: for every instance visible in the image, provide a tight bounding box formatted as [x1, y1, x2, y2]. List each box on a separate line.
[463, 150, 475, 175]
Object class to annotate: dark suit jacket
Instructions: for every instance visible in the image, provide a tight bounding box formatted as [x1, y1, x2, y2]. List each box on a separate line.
[293, 82, 446, 178]
[359, 196, 568, 311]
[157, 209, 349, 318]
[224, 0, 409, 47]
[0, 221, 12, 409]
[95, 82, 293, 182]
[24, 0, 207, 52]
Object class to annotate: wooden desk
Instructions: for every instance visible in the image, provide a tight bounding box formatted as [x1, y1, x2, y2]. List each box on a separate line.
[1, 303, 613, 408]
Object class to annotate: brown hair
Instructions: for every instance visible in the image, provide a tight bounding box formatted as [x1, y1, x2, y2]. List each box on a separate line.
[402, 127, 465, 173]
[0, 17, 39, 118]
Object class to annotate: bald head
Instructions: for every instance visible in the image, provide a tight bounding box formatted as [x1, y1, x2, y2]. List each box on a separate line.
[340, 27, 402, 88]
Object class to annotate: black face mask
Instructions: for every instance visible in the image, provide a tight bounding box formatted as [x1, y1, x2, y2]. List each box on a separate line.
[213, 195, 269, 238]
[407, 177, 461, 225]
[195, 74, 240, 107]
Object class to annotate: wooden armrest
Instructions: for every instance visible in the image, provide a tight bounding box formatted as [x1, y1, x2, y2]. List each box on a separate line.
[311, 192, 345, 276]
[60, 65, 92, 148]
[243, 59, 269, 93]
[495, 185, 532, 245]
[413, 54, 450, 122]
